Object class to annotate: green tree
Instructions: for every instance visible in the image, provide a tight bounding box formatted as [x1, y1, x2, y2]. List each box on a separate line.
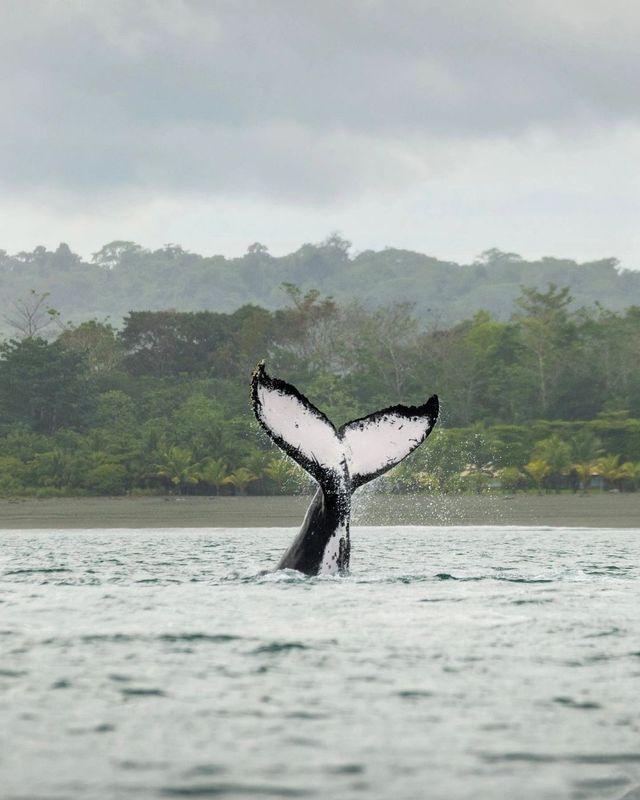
[153, 447, 201, 494]
[595, 454, 622, 490]
[91, 241, 144, 270]
[515, 284, 574, 416]
[496, 466, 526, 491]
[84, 463, 128, 495]
[57, 320, 123, 373]
[531, 434, 572, 489]
[570, 429, 604, 463]
[264, 456, 311, 494]
[335, 301, 421, 401]
[223, 467, 258, 495]
[272, 285, 338, 374]
[569, 429, 604, 491]
[171, 394, 225, 460]
[525, 459, 551, 493]
[28, 448, 88, 490]
[93, 390, 137, 430]
[0, 338, 95, 434]
[618, 461, 640, 491]
[120, 307, 274, 379]
[198, 458, 229, 495]
[0, 456, 27, 494]
[0, 425, 49, 461]
[304, 372, 360, 427]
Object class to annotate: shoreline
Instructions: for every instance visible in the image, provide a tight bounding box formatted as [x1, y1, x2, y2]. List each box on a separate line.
[0, 493, 639, 529]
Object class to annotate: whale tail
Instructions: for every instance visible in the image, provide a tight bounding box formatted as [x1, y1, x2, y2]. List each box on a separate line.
[251, 362, 438, 491]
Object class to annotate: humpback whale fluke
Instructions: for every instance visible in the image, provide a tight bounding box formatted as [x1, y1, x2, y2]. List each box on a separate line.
[251, 361, 439, 576]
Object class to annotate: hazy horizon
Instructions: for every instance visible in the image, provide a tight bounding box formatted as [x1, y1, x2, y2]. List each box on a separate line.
[0, 235, 631, 268]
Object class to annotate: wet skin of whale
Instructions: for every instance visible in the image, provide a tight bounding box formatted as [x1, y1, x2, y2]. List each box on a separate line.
[251, 362, 439, 576]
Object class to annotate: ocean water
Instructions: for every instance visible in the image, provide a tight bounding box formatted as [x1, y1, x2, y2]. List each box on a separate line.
[1, 525, 640, 800]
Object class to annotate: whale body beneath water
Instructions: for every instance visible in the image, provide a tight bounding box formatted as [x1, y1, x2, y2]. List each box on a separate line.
[251, 362, 439, 576]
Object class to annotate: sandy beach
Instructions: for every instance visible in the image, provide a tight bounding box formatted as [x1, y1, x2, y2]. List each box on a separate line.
[0, 492, 638, 529]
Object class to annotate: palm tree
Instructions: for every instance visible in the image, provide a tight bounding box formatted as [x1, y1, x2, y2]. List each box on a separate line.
[153, 446, 201, 494]
[242, 450, 270, 493]
[223, 467, 258, 496]
[572, 461, 595, 493]
[525, 459, 551, 493]
[570, 429, 604, 492]
[264, 456, 312, 495]
[199, 458, 229, 495]
[532, 435, 571, 490]
[618, 461, 640, 492]
[570, 429, 603, 463]
[265, 457, 293, 494]
[595, 454, 622, 490]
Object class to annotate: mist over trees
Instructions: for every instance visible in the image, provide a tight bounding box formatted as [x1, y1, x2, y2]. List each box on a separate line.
[0, 236, 638, 329]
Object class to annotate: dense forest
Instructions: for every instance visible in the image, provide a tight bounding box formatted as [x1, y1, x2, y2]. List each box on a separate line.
[0, 236, 638, 328]
[0, 282, 639, 496]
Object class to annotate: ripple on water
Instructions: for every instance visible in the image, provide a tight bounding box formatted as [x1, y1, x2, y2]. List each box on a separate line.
[251, 641, 310, 655]
[45, 632, 244, 646]
[120, 687, 167, 697]
[156, 633, 241, 646]
[160, 784, 314, 797]
[323, 764, 365, 775]
[183, 766, 227, 778]
[4, 567, 72, 575]
[552, 696, 602, 710]
[396, 690, 433, 699]
[479, 752, 640, 764]
[2, 525, 640, 800]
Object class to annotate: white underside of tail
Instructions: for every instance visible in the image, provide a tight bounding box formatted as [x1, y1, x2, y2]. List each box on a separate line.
[319, 524, 348, 575]
[342, 414, 432, 483]
[254, 376, 435, 487]
[255, 383, 344, 473]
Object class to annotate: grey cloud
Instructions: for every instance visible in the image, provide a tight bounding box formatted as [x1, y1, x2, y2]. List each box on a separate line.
[1, 0, 639, 201]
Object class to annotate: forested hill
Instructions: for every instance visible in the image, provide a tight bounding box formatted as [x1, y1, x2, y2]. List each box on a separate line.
[1, 236, 638, 326]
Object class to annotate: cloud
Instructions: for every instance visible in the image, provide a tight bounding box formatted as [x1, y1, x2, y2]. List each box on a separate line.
[0, 1, 638, 268]
[1, 0, 639, 204]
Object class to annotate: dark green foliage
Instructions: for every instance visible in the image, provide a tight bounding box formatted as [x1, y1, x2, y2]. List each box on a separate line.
[120, 306, 274, 379]
[0, 283, 640, 495]
[57, 320, 123, 373]
[0, 338, 95, 434]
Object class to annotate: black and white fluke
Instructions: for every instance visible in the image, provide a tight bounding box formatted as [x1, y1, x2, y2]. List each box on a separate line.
[251, 362, 439, 576]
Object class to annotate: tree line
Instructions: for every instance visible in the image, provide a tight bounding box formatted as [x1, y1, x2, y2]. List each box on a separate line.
[0, 283, 639, 496]
[1, 236, 638, 328]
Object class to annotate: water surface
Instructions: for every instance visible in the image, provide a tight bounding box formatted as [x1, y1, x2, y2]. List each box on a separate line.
[1, 526, 640, 799]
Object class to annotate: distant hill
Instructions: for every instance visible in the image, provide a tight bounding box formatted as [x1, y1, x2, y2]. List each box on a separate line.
[1, 237, 638, 328]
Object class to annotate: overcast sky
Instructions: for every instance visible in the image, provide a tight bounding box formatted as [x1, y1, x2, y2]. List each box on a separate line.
[1, 0, 639, 265]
